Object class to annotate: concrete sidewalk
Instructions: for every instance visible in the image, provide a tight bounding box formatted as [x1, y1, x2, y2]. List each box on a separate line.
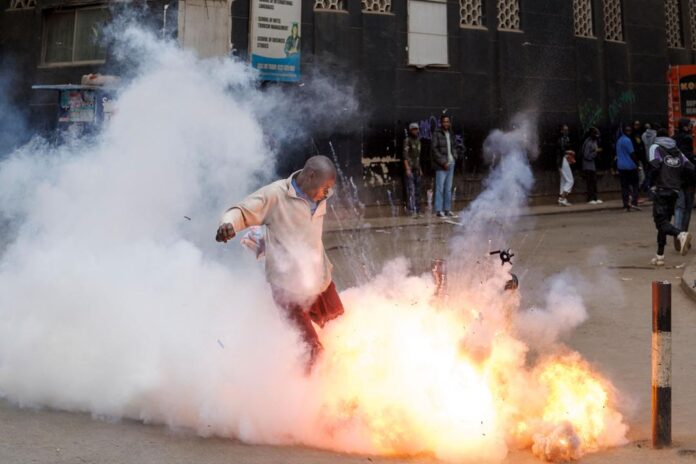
[325, 199, 630, 233]
[681, 257, 696, 302]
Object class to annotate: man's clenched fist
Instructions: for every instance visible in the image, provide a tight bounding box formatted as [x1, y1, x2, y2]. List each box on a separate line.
[216, 223, 236, 242]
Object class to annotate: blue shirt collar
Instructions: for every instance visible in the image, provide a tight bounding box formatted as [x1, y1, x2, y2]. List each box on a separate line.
[291, 176, 318, 214]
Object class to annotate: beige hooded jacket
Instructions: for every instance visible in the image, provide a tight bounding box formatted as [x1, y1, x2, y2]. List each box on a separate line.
[220, 171, 333, 298]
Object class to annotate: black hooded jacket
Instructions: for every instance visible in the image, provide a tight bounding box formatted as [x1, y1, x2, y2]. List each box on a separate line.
[649, 139, 696, 192]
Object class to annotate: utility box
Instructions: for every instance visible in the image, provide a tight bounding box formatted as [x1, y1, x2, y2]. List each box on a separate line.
[32, 85, 116, 137]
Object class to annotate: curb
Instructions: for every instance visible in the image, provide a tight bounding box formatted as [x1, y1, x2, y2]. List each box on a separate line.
[681, 257, 696, 303]
[519, 203, 628, 218]
[325, 201, 630, 233]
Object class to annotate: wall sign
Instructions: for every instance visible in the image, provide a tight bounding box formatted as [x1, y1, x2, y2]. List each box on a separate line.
[679, 74, 696, 116]
[249, 0, 301, 82]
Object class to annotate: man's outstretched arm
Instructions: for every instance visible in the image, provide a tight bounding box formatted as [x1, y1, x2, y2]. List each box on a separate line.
[216, 185, 274, 243]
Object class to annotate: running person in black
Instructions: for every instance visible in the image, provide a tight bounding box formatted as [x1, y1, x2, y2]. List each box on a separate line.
[648, 137, 696, 266]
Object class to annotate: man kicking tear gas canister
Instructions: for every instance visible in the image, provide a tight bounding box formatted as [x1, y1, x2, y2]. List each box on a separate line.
[215, 156, 345, 371]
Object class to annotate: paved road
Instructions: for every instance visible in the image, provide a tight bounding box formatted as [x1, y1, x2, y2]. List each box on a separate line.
[3, 207, 696, 463]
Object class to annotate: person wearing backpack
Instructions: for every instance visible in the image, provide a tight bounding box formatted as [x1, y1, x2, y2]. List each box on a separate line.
[648, 137, 695, 266]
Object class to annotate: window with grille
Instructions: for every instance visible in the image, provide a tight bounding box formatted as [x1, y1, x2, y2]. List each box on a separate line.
[573, 0, 594, 37]
[666, 0, 683, 48]
[460, 0, 484, 28]
[8, 0, 36, 9]
[603, 0, 623, 41]
[41, 7, 110, 65]
[362, 0, 391, 12]
[497, 0, 520, 31]
[691, 0, 696, 48]
[315, 0, 346, 10]
[408, 0, 448, 66]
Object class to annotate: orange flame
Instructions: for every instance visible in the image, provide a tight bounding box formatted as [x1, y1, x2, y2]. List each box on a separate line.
[309, 262, 627, 462]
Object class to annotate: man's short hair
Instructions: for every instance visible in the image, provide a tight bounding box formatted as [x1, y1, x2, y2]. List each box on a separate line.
[440, 114, 450, 122]
[303, 155, 336, 179]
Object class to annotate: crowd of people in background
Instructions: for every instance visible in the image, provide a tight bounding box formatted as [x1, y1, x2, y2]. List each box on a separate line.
[555, 117, 696, 265]
[400, 113, 696, 266]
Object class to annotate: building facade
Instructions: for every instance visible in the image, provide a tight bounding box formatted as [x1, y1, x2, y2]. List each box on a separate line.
[2, 0, 696, 202]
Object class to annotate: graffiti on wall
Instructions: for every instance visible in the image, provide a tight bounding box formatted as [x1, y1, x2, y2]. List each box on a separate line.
[578, 101, 603, 134]
[608, 90, 636, 123]
[578, 90, 636, 133]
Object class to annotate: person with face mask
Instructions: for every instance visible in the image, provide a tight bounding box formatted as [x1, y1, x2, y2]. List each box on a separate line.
[216, 155, 344, 371]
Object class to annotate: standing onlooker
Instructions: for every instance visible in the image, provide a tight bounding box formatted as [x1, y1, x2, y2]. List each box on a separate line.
[642, 123, 657, 157]
[648, 137, 694, 266]
[616, 125, 641, 211]
[640, 123, 658, 192]
[582, 127, 603, 204]
[632, 120, 647, 201]
[430, 114, 459, 218]
[674, 118, 695, 235]
[557, 124, 575, 206]
[632, 120, 645, 158]
[403, 122, 423, 218]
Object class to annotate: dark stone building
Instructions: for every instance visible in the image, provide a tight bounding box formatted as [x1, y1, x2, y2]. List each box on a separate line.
[2, 0, 696, 203]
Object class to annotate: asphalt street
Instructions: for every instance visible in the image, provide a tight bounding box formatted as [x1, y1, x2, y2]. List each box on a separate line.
[3, 206, 696, 464]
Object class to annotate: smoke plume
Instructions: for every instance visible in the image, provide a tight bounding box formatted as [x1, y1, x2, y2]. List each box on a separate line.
[0, 23, 627, 464]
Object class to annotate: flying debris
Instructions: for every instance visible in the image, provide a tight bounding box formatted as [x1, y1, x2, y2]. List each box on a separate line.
[489, 248, 519, 291]
[490, 248, 515, 266]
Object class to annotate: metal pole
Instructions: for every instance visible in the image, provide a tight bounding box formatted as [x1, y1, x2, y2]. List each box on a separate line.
[652, 280, 672, 449]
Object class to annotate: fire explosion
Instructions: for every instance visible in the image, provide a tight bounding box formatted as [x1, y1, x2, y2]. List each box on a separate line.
[0, 26, 627, 463]
[308, 259, 628, 463]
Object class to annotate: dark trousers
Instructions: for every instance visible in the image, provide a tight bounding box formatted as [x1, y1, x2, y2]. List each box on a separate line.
[405, 172, 422, 213]
[640, 162, 653, 192]
[271, 281, 344, 353]
[675, 187, 695, 232]
[619, 169, 640, 208]
[653, 191, 681, 255]
[584, 170, 597, 202]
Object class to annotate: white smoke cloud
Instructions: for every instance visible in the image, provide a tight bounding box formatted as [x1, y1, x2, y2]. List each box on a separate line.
[0, 23, 329, 442]
[0, 22, 627, 464]
[514, 272, 588, 348]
